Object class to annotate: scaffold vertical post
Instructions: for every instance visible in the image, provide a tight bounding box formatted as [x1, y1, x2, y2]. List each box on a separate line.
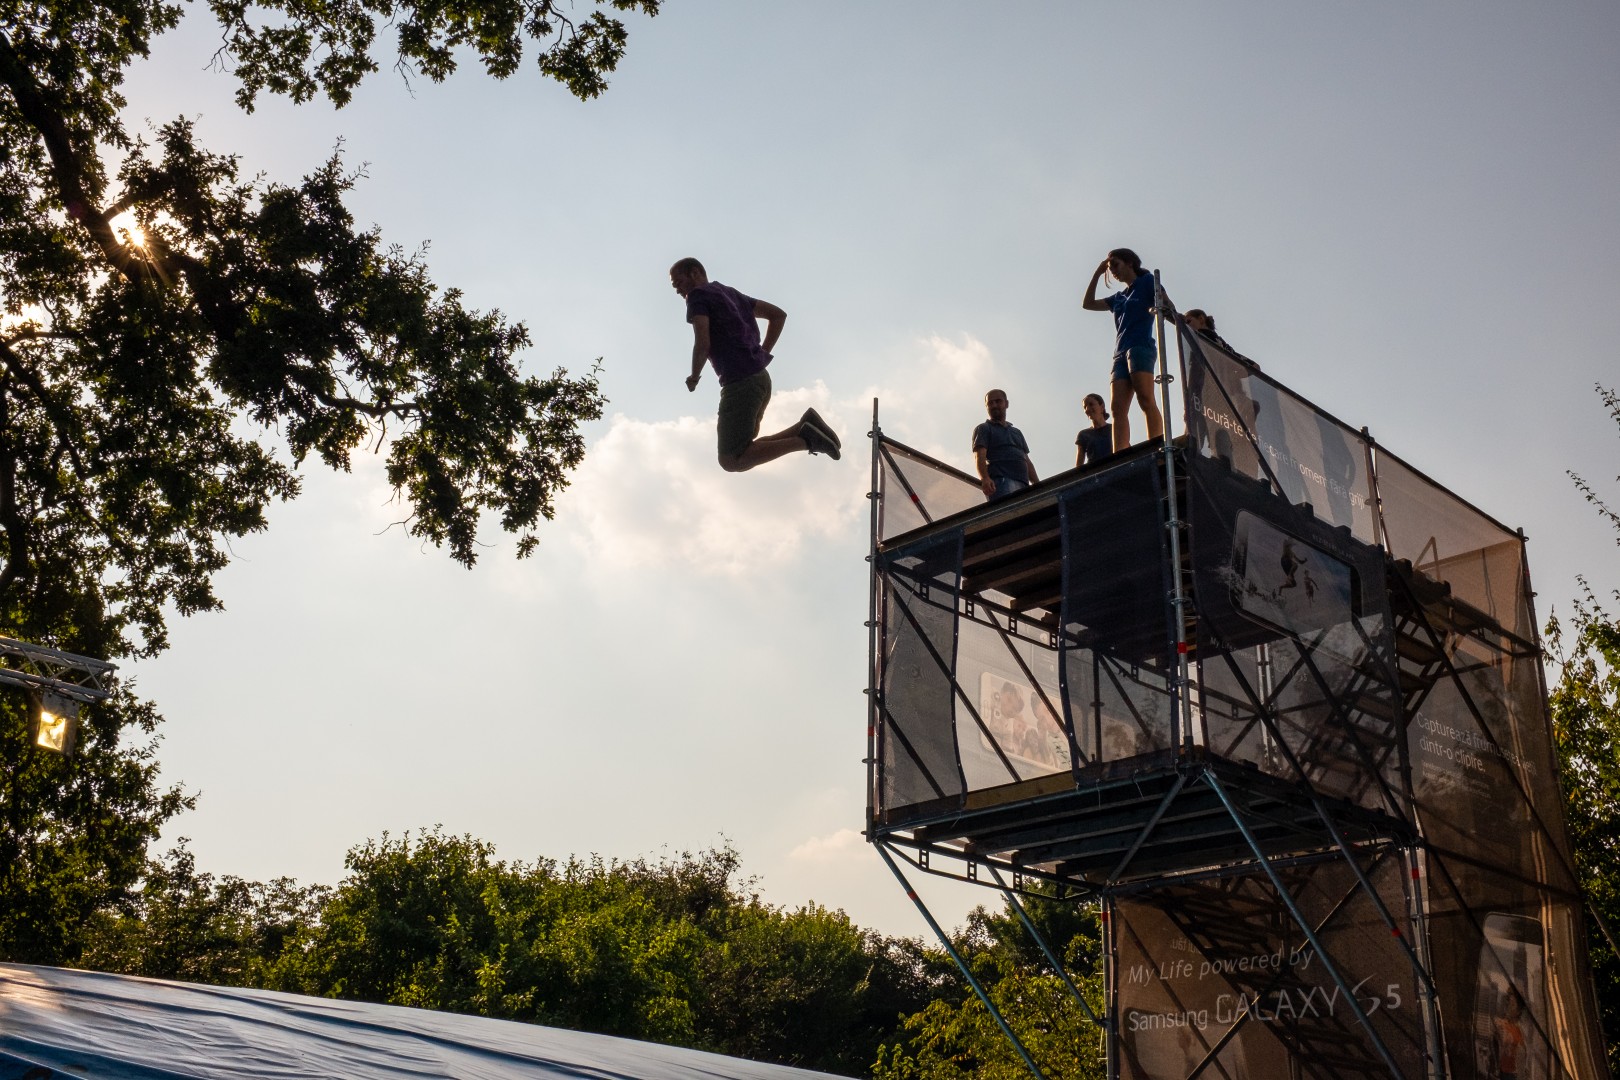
[875, 844, 1048, 1080]
[1101, 895, 1120, 1079]
[867, 399, 882, 834]
[1154, 271, 1193, 753]
[1403, 847, 1446, 1080]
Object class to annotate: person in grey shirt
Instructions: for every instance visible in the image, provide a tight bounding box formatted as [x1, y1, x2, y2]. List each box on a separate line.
[972, 389, 1039, 501]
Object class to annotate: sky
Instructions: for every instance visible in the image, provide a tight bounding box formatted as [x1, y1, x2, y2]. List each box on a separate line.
[116, 1, 1620, 937]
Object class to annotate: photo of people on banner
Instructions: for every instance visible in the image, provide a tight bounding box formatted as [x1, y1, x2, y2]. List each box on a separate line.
[962, 672, 1070, 786]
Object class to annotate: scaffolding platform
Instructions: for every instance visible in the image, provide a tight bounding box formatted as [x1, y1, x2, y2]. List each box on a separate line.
[863, 318, 1610, 1079]
[886, 746, 1411, 888]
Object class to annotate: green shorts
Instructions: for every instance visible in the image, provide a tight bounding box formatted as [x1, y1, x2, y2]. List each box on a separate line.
[717, 370, 772, 459]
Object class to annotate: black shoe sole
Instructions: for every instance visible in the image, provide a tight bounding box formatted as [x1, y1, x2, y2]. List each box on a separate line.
[801, 423, 842, 461]
[800, 407, 842, 450]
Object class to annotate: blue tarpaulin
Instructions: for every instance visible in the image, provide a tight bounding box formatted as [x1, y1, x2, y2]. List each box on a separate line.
[0, 964, 853, 1080]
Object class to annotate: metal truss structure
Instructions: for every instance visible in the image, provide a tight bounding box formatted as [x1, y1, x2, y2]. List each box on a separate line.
[863, 311, 1610, 1079]
[0, 635, 115, 705]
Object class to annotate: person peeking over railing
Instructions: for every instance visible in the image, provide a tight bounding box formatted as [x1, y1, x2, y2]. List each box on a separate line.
[1185, 309, 1261, 372]
[973, 389, 1039, 501]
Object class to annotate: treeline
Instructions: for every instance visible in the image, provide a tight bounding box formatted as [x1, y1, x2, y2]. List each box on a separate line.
[23, 580, 1620, 1080]
[70, 829, 1104, 1078]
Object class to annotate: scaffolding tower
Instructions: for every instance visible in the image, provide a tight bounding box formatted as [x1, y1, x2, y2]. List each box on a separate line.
[865, 315, 1610, 1079]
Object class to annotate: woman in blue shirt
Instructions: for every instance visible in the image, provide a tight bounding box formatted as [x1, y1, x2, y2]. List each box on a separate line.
[1083, 248, 1163, 452]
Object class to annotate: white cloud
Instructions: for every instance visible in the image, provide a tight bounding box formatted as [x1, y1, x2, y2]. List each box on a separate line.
[788, 826, 866, 865]
[556, 333, 1000, 580]
[560, 381, 864, 579]
[857, 332, 1001, 462]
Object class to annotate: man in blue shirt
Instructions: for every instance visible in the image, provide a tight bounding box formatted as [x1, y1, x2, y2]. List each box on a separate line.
[671, 258, 840, 472]
[972, 389, 1039, 501]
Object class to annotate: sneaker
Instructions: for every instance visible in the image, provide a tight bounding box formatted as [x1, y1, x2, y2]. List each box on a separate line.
[801, 421, 841, 461]
[799, 407, 841, 451]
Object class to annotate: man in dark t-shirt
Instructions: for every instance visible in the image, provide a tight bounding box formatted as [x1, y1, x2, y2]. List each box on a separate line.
[670, 257, 840, 472]
[972, 389, 1039, 501]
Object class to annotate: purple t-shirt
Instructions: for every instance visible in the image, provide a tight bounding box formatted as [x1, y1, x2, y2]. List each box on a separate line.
[686, 282, 772, 386]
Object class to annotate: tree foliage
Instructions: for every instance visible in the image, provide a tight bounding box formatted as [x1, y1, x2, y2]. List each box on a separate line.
[874, 892, 1105, 1080]
[83, 832, 936, 1076]
[79, 840, 327, 984]
[0, 0, 655, 964]
[0, 690, 193, 963]
[1548, 383, 1620, 1073]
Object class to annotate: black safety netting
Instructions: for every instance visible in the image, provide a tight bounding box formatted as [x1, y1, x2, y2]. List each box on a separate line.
[1376, 451, 1532, 643]
[955, 596, 1072, 792]
[1058, 459, 1178, 761]
[1180, 325, 1406, 817]
[1181, 328, 1378, 546]
[1377, 451, 1606, 1078]
[876, 531, 965, 817]
[1421, 862, 1605, 1079]
[872, 439, 1179, 822]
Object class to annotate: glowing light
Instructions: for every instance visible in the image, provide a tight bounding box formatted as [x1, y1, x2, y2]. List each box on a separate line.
[35, 707, 71, 752]
[0, 303, 49, 334]
[32, 692, 80, 755]
[108, 209, 146, 249]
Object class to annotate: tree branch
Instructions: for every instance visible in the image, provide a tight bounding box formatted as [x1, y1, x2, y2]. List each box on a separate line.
[0, 339, 90, 483]
[0, 384, 29, 599]
[311, 387, 422, 421]
[0, 28, 134, 275]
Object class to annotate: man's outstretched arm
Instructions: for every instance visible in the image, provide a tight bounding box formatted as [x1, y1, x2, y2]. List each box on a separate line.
[753, 299, 786, 355]
[686, 315, 711, 391]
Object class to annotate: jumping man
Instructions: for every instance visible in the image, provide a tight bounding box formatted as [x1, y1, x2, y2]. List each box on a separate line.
[670, 258, 840, 471]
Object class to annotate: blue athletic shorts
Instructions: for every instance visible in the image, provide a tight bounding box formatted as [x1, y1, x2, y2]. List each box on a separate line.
[1111, 343, 1158, 383]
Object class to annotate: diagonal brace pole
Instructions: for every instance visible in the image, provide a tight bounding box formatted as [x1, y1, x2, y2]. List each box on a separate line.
[985, 863, 1105, 1028]
[1106, 771, 1188, 884]
[876, 843, 1048, 1080]
[1209, 641, 1442, 1008]
[1203, 771, 1406, 1079]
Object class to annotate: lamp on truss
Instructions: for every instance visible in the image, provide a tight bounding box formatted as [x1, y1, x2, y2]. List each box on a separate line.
[0, 636, 112, 757]
[31, 691, 81, 755]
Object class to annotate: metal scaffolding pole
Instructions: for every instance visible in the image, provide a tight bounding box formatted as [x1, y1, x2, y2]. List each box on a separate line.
[875, 843, 1048, 1080]
[1204, 770, 1406, 1079]
[866, 398, 882, 835]
[986, 863, 1105, 1029]
[1154, 274, 1193, 754]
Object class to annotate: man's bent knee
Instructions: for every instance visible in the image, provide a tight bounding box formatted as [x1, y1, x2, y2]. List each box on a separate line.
[719, 451, 750, 473]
